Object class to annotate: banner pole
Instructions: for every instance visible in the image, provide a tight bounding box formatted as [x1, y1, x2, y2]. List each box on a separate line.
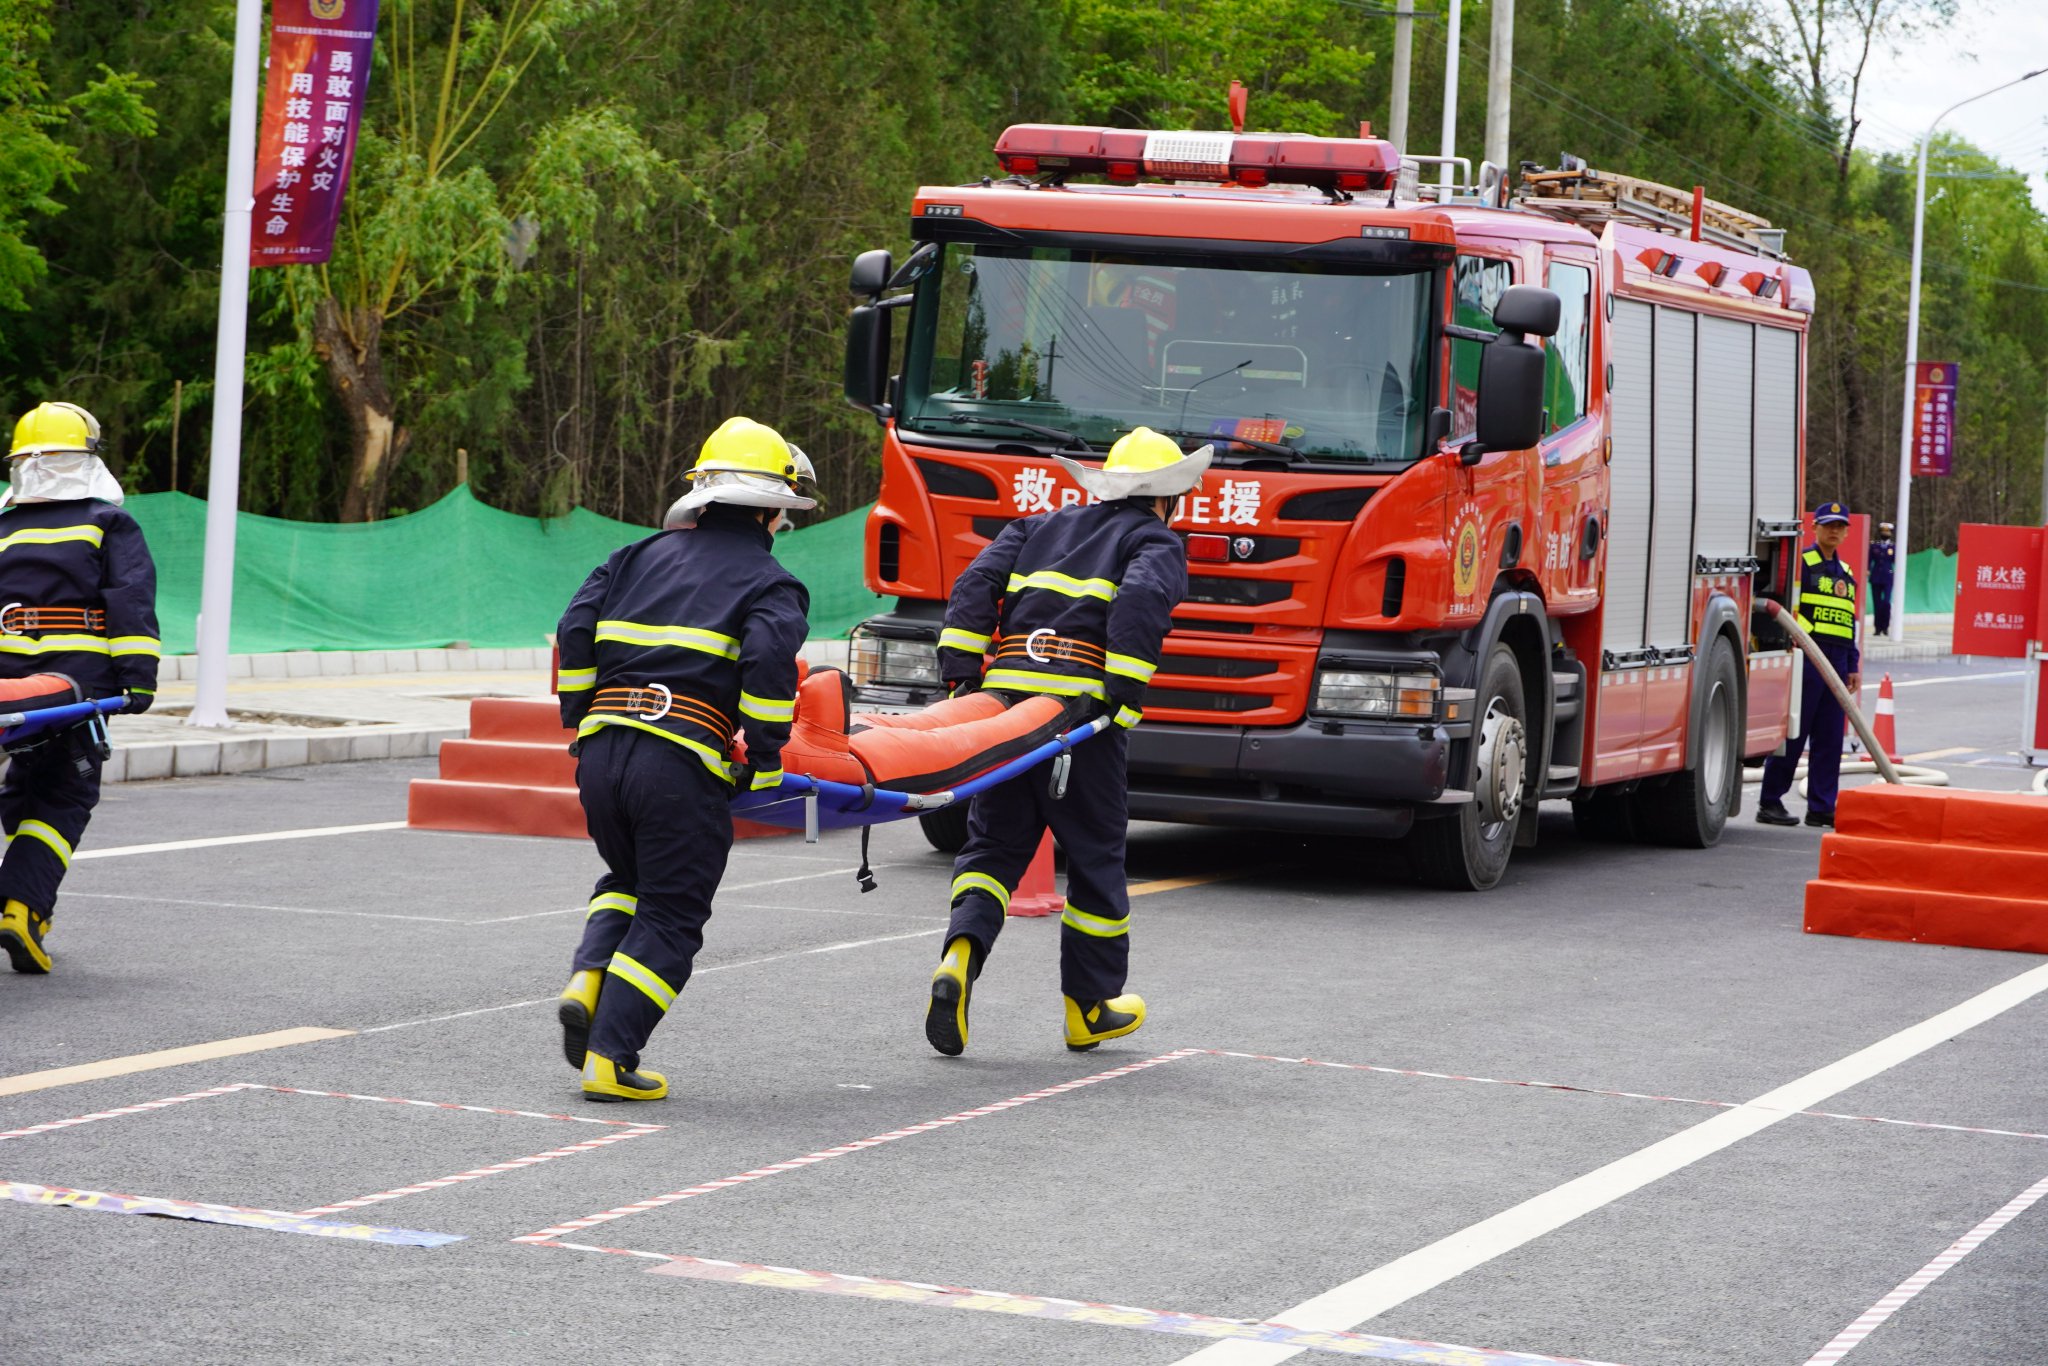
[189, 0, 264, 730]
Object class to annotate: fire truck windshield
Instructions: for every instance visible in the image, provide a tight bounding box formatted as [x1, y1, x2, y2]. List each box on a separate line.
[899, 244, 1434, 464]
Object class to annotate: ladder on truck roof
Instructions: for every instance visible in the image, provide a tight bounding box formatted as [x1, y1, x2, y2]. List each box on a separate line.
[1516, 157, 1787, 259]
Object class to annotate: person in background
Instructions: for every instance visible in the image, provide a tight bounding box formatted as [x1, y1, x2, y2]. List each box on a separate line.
[551, 417, 811, 1101]
[1869, 520, 1896, 637]
[0, 402, 160, 974]
[1757, 502, 1859, 830]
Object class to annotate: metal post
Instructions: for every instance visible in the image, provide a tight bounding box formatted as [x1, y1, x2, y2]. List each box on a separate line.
[1439, 0, 1461, 191]
[189, 0, 264, 729]
[1483, 0, 1513, 173]
[1390, 1, 1413, 153]
[1892, 67, 2044, 643]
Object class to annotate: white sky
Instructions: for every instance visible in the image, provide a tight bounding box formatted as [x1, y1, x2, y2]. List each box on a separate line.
[1849, 2, 2048, 213]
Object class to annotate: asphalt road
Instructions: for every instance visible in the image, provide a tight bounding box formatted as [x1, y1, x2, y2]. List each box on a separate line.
[1, 657, 2043, 1365]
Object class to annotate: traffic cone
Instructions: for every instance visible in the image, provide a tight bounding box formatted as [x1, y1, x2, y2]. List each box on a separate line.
[1872, 672, 1900, 762]
[1007, 831, 1062, 917]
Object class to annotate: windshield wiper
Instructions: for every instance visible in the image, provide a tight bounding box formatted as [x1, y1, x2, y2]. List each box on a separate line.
[1138, 426, 1307, 462]
[911, 414, 1092, 452]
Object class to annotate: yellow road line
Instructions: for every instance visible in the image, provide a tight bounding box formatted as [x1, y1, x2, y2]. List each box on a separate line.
[0, 1026, 353, 1098]
[1900, 746, 1975, 763]
[1130, 871, 1239, 898]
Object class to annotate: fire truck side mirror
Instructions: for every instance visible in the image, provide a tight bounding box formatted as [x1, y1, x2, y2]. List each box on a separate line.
[844, 304, 893, 420]
[851, 249, 895, 298]
[1491, 285, 1561, 338]
[1467, 332, 1545, 461]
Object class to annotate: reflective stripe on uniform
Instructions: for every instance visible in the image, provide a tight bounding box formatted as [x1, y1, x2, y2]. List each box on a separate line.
[0, 634, 109, 656]
[981, 667, 1107, 699]
[607, 952, 678, 1011]
[0, 525, 103, 554]
[1103, 652, 1156, 683]
[1060, 902, 1129, 938]
[557, 667, 597, 693]
[749, 768, 784, 790]
[14, 819, 72, 868]
[109, 636, 160, 658]
[738, 691, 796, 723]
[1005, 570, 1119, 602]
[576, 714, 734, 782]
[1112, 704, 1142, 729]
[593, 620, 741, 659]
[951, 870, 1011, 912]
[938, 627, 991, 653]
[587, 891, 638, 919]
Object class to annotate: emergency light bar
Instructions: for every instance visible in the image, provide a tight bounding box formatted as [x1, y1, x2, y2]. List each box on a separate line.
[993, 124, 1402, 192]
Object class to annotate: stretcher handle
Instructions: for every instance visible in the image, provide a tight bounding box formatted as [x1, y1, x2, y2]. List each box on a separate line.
[1757, 600, 1901, 785]
[0, 695, 127, 735]
[732, 713, 1115, 817]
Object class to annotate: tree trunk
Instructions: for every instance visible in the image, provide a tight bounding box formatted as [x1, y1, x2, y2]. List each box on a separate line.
[312, 297, 412, 522]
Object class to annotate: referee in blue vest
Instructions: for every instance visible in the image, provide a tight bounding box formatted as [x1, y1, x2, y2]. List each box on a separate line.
[1758, 502, 1860, 830]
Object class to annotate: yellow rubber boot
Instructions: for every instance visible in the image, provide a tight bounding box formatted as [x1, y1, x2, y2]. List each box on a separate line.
[557, 969, 603, 1069]
[583, 1052, 667, 1102]
[1064, 993, 1145, 1052]
[0, 900, 51, 974]
[925, 936, 975, 1057]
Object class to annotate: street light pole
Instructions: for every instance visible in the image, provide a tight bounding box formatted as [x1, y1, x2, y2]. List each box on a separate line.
[1891, 66, 2044, 642]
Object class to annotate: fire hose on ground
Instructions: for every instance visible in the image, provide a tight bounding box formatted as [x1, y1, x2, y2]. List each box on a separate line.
[1745, 600, 1949, 792]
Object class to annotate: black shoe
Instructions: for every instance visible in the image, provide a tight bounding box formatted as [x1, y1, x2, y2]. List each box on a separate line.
[1755, 802, 1798, 827]
[1805, 810, 1835, 828]
[926, 938, 974, 1057]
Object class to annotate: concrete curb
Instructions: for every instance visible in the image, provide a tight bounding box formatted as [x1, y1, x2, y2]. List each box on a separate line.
[107, 726, 471, 784]
[157, 646, 555, 682]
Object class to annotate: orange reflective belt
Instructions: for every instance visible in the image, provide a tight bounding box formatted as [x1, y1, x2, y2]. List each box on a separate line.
[587, 686, 734, 746]
[992, 634, 1106, 670]
[0, 605, 106, 635]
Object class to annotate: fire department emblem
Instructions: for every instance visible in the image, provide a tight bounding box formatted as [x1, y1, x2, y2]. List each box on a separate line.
[1453, 518, 1483, 598]
[310, 0, 345, 18]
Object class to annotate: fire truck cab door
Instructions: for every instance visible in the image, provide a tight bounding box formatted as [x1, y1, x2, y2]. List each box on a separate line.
[1536, 251, 1602, 610]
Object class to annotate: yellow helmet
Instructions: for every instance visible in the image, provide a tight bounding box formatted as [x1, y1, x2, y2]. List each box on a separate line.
[1054, 425, 1212, 502]
[663, 416, 819, 529]
[10, 402, 101, 459]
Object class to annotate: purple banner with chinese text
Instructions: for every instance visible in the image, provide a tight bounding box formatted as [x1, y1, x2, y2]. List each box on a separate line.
[1911, 361, 1958, 477]
[249, 0, 379, 267]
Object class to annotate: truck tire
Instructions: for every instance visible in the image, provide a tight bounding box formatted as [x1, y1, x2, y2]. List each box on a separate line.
[918, 804, 970, 854]
[1406, 644, 1527, 891]
[1636, 638, 1743, 848]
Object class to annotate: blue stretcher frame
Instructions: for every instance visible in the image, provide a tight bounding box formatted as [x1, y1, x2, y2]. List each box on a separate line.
[0, 696, 125, 747]
[729, 714, 1113, 835]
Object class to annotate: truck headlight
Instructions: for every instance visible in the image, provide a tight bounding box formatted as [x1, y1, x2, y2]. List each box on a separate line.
[1312, 670, 1440, 720]
[849, 625, 940, 688]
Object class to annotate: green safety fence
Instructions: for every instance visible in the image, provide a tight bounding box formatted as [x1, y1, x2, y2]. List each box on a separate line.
[1901, 547, 1957, 615]
[111, 486, 884, 655]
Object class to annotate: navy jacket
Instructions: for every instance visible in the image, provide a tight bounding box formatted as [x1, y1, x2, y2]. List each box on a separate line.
[0, 498, 160, 698]
[557, 507, 810, 787]
[1796, 544, 1860, 674]
[938, 499, 1188, 728]
[1868, 538, 1895, 590]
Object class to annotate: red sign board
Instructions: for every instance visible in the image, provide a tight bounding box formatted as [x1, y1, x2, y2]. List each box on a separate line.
[1911, 361, 1958, 477]
[249, 0, 379, 267]
[1951, 523, 2043, 657]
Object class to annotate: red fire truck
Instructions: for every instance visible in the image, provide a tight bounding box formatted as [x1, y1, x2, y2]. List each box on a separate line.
[841, 123, 1814, 889]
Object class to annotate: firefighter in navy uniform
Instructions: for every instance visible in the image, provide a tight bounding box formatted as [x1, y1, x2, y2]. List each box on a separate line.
[925, 427, 1204, 1057]
[552, 417, 812, 1101]
[1758, 502, 1860, 830]
[0, 403, 159, 974]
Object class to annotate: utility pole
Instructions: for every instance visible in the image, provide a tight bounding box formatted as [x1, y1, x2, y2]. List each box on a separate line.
[1484, 0, 1514, 185]
[1439, 0, 1462, 191]
[1891, 67, 2043, 642]
[1390, 1, 1414, 153]
[189, 0, 262, 728]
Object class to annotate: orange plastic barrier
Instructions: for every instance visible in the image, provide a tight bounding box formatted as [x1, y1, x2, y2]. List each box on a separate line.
[1804, 785, 2048, 955]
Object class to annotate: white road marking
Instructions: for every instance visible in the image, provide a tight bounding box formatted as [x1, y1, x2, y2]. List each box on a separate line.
[1801, 1172, 2048, 1363]
[1897, 747, 1976, 762]
[1861, 670, 2024, 690]
[62, 891, 472, 925]
[1171, 957, 2048, 1365]
[360, 927, 947, 1034]
[77, 821, 409, 860]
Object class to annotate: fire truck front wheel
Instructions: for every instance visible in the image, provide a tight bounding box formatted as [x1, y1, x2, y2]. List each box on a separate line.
[1406, 644, 1527, 891]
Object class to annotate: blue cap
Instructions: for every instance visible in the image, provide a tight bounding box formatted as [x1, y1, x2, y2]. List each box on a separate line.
[1813, 501, 1850, 525]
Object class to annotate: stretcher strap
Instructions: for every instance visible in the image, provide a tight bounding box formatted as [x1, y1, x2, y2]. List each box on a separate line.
[0, 605, 106, 634]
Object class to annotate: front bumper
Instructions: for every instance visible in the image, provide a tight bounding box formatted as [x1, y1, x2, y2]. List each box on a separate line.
[1126, 718, 1453, 837]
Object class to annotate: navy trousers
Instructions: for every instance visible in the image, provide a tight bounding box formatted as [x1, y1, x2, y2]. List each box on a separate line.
[1760, 648, 1854, 815]
[946, 716, 1132, 1003]
[571, 725, 732, 1071]
[0, 731, 101, 916]
[1871, 586, 1893, 638]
